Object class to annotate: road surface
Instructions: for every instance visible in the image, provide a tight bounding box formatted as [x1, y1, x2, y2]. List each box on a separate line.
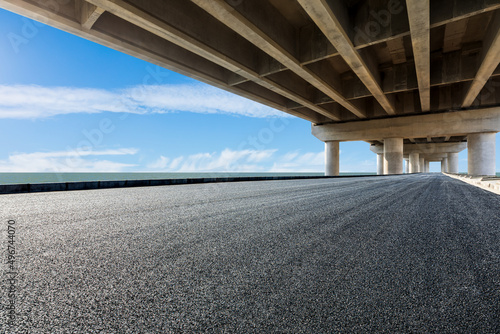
[1, 174, 499, 333]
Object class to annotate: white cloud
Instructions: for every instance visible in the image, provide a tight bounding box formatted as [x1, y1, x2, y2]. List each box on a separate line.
[147, 149, 324, 173]
[0, 148, 376, 173]
[9, 148, 138, 159]
[169, 156, 184, 170]
[270, 151, 324, 172]
[0, 83, 287, 119]
[0, 147, 382, 173]
[147, 155, 169, 169]
[340, 159, 376, 173]
[0, 148, 138, 172]
[147, 149, 277, 172]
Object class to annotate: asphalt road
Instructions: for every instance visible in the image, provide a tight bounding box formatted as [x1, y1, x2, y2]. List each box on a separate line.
[1, 174, 499, 333]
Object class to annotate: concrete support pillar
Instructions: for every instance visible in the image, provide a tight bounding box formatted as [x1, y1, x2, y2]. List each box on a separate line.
[404, 158, 409, 173]
[447, 152, 459, 174]
[468, 132, 496, 176]
[441, 158, 448, 173]
[409, 152, 419, 173]
[376, 153, 384, 175]
[383, 138, 403, 175]
[419, 157, 424, 173]
[325, 141, 340, 176]
[424, 161, 430, 173]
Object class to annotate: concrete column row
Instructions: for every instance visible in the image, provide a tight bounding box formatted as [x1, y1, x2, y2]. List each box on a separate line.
[435, 133, 495, 175]
[373, 139, 451, 175]
[324, 132, 496, 176]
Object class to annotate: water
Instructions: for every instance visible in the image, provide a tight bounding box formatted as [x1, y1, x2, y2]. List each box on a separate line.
[0, 172, 496, 185]
[0, 172, 368, 185]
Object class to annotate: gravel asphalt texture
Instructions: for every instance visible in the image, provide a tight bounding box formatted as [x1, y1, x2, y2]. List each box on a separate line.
[1, 174, 499, 333]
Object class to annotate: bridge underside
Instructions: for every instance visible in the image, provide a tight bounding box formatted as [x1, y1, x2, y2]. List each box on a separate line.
[1, 0, 499, 175]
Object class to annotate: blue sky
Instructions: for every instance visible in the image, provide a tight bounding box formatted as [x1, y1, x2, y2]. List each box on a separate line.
[0, 9, 497, 173]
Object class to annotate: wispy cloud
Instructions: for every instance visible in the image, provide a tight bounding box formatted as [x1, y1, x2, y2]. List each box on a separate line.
[269, 151, 324, 172]
[147, 149, 277, 172]
[0, 148, 138, 172]
[10, 148, 138, 159]
[0, 83, 286, 119]
[0, 148, 378, 173]
[147, 149, 324, 173]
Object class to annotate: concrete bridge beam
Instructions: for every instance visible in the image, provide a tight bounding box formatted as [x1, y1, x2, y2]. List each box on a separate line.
[313, 108, 500, 142]
[325, 141, 340, 176]
[421, 153, 448, 161]
[468, 132, 496, 176]
[383, 138, 403, 175]
[370, 142, 467, 155]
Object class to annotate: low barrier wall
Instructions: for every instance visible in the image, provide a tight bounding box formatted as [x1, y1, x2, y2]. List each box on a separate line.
[445, 173, 500, 195]
[0, 174, 382, 195]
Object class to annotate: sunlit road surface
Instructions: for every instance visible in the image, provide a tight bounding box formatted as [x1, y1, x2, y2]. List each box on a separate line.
[1, 174, 499, 333]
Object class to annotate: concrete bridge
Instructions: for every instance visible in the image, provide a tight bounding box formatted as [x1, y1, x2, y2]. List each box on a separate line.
[2, 0, 499, 175]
